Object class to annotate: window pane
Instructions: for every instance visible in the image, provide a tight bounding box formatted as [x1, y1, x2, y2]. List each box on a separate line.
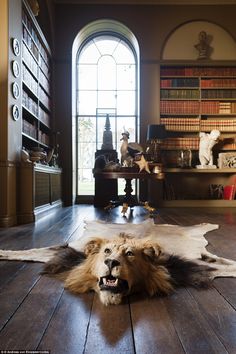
[97, 90, 116, 109]
[78, 117, 96, 143]
[78, 142, 96, 168]
[113, 41, 135, 64]
[78, 64, 97, 90]
[78, 169, 95, 195]
[117, 64, 135, 90]
[94, 37, 120, 55]
[98, 56, 116, 90]
[79, 42, 100, 64]
[77, 91, 97, 115]
[117, 91, 135, 115]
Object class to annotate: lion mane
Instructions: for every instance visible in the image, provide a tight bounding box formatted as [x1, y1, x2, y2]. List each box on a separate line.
[42, 233, 214, 305]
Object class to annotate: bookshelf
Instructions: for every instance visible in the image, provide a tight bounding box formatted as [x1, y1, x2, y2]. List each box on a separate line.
[18, 1, 62, 223]
[22, 2, 52, 150]
[159, 65, 236, 206]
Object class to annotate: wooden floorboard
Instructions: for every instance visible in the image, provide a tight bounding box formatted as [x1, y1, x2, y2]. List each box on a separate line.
[0, 205, 235, 354]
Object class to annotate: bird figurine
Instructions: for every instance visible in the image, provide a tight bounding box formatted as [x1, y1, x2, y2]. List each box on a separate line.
[120, 129, 143, 166]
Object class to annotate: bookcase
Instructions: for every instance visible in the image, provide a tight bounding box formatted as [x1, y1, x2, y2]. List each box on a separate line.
[159, 64, 236, 206]
[18, 1, 62, 223]
[22, 2, 52, 150]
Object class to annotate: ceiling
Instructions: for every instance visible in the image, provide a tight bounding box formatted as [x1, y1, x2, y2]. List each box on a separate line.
[54, 0, 236, 4]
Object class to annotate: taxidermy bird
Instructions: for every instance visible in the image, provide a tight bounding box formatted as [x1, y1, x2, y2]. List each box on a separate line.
[120, 130, 143, 166]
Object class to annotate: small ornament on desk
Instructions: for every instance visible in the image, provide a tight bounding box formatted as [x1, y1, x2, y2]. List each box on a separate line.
[134, 154, 151, 173]
[177, 148, 192, 168]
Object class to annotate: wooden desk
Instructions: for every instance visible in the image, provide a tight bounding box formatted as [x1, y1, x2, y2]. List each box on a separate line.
[94, 169, 164, 211]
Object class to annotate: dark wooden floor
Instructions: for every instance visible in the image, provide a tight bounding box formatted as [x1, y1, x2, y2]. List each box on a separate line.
[0, 205, 236, 354]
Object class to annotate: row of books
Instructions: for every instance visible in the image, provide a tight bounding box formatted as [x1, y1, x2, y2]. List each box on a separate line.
[39, 107, 50, 127]
[161, 67, 236, 77]
[161, 89, 199, 99]
[201, 101, 236, 114]
[201, 79, 236, 88]
[161, 137, 199, 150]
[161, 100, 236, 114]
[38, 131, 50, 146]
[201, 89, 236, 99]
[160, 118, 236, 132]
[39, 86, 50, 111]
[160, 118, 200, 131]
[22, 90, 38, 117]
[201, 119, 236, 131]
[160, 100, 200, 114]
[23, 119, 37, 139]
[22, 9, 50, 66]
[161, 78, 199, 88]
[23, 64, 38, 97]
[22, 43, 38, 78]
[160, 137, 236, 150]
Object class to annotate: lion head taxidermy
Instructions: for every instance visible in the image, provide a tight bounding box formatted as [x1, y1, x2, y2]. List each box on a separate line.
[0, 220, 236, 306]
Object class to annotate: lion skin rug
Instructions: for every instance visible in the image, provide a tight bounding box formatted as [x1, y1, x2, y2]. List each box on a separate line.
[0, 220, 236, 305]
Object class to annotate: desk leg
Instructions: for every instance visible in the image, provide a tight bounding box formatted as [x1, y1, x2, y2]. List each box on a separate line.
[123, 179, 137, 207]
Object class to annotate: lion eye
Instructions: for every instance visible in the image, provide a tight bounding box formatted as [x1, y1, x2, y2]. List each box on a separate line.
[104, 248, 111, 254]
[126, 251, 134, 257]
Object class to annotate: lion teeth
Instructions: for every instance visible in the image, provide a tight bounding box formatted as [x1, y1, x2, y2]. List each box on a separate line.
[103, 278, 118, 287]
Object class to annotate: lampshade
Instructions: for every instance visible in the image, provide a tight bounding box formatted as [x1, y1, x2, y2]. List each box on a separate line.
[147, 124, 167, 140]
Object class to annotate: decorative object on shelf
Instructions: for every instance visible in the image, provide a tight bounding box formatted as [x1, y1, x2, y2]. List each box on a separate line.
[152, 163, 165, 179]
[29, 147, 47, 163]
[134, 155, 151, 173]
[21, 148, 31, 163]
[196, 130, 220, 169]
[12, 60, 20, 78]
[12, 105, 19, 121]
[12, 82, 20, 99]
[177, 148, 192, 168]
[120, 129, 143, 166]
[209, 184, 224, 199]
[12, 38, 20, 56]
[194, 31, 213, 60]
[218, 152, 236, 168]
[101, 114, 113, 150]
[46, 148, 54, 165]
[146, 124, 167, 163]
[223, 185, 236, 200]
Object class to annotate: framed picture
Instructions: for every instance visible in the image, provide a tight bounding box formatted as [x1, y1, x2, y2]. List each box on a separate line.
[12, 60, 20, 78]
[12, 82, 20, 99]
[12, 38, 20, 56]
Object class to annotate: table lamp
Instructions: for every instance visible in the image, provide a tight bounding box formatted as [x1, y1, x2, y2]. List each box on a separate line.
[146, 124, 167, 162]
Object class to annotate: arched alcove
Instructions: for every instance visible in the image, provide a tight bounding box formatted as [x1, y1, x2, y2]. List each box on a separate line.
[162, 21, 236, 60]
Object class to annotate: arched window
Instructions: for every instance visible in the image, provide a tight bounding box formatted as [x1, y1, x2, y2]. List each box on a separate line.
[73, 21, 139, 199]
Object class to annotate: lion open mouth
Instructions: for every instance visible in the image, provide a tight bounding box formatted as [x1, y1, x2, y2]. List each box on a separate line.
[99, 276, 129, 293]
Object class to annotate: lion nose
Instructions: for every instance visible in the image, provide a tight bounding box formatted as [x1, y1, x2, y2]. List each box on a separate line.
[104, 258, 120, 270]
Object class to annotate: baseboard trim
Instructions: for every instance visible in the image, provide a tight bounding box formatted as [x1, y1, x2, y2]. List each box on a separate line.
[0, 215, 18, 228]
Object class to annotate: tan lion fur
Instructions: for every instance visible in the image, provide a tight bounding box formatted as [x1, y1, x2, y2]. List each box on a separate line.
[64, 234, 173, 305]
